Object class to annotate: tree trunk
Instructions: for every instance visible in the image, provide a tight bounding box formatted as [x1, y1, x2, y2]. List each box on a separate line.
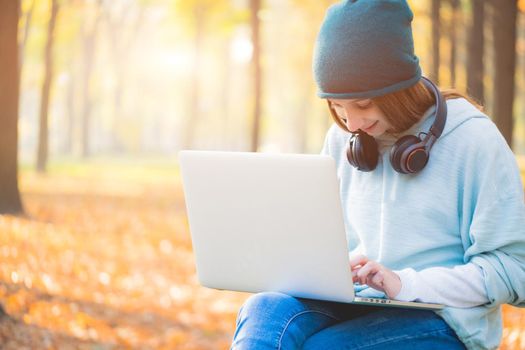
[81, 34, 94, 158]
[80, 8, 100, 158]
[250, 0, 262, 152]
[64, 68, 76, 154]
[296, 86, 314, 153]
[182, 5, 205, 150]
[466, 0, 484, 104]
[0, 0, 24, 214]
[104, 4, 144, 152]
[449, 0, 459, 87]
[18, 0, 36, 76]
[221, 37, 232, 148]
[492, 0, 517, 148]
[36, 0, 59, 173]
[431, 0, 441, 84]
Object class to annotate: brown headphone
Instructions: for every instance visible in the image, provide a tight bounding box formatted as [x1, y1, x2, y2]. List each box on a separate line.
[328, 77, 447, 174]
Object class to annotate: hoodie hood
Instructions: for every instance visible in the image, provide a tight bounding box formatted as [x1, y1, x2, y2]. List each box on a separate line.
[375, 97, 488, 153]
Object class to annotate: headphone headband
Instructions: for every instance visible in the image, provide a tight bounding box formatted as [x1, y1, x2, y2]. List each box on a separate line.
[421, 77, 447, 139]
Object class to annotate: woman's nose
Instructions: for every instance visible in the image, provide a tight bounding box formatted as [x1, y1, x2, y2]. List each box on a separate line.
[345, 114, 366, 132]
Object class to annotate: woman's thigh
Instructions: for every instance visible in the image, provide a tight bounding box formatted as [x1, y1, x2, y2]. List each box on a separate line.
[302, 307, 466, 350]
[231, 292, 376, 350]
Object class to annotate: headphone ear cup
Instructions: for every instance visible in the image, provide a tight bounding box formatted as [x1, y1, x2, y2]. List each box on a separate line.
[346, 132, 379, 172]
[390, 135, 422, 174]
[346, 134, 360, 168]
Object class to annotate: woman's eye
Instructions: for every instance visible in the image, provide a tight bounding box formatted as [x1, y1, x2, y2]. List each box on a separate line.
[356, 102, 371, 110]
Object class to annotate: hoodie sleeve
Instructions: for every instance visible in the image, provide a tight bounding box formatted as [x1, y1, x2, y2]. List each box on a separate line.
[468, 195, 525, 307]
[460, 119, 525, 308]
[393, 263, 489, 307]
[394, 117, 525, 308]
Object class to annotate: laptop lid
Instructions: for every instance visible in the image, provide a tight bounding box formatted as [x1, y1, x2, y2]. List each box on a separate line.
[179, 150, 356, 303]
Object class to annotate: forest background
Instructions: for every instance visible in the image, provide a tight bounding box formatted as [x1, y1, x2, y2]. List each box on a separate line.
[0, 0, 524, 348]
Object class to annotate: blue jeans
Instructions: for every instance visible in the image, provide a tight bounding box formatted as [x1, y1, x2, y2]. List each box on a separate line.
[230, 292, 466, 349]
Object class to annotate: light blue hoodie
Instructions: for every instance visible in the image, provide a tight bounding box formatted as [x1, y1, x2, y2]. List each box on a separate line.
[321, 98, 525, 349]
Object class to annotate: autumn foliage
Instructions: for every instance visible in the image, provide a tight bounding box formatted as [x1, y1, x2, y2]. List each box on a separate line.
[0, 162, 248, 349]
[0, 161, 523, 349]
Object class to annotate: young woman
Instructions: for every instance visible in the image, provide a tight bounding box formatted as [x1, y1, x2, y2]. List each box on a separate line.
[230, 1, 525, 349]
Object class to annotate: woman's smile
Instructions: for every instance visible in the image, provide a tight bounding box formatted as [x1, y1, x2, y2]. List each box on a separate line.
[362, 121, 378, 133]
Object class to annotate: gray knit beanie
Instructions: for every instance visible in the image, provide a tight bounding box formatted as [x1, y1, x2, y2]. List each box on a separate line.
[313, 0, 421, 99]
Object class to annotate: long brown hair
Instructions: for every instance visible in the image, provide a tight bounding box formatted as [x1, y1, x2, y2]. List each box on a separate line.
[329, 80, 483, 134]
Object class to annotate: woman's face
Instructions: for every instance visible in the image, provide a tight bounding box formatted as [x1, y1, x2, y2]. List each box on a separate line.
[328, 98, 392, 137]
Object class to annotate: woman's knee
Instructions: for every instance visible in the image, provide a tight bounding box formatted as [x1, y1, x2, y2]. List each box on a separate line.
[238, 292, 303, 321]
[232, 292, 307, 349]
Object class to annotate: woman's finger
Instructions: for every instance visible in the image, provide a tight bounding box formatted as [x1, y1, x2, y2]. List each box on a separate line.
[356, 261, 381, 285]
[351, 267, 361, 282]
[370, 270, 385, 288]
[349, 254, 369, 270]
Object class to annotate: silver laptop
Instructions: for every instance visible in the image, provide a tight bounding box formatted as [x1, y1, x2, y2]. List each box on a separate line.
[179, 150, 443, 310]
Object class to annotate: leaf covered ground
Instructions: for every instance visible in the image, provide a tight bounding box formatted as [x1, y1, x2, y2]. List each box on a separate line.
[0, 159, 523, 349]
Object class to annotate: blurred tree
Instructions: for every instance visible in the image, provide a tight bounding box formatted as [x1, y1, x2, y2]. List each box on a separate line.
[80, 0, 102, 158]
[492, 0, 517, 148]
[174, 0, 208, 150]
[431, 0, 441, 84]
[466, 0, 484, 104]
[174, 0, 233, 149]
[185, 2, 204, 150]
[219, 37, 232, 147]
[36, 0, 60, 173]
[250, 0, 262, 152]
[57, 1, 85, 155]
[209, 3, 248, 150]
[448, 0, 460, 87]
[289, 0, 335, 152]
[101, 0, 144, 152]
[18, 0, 36, 75]
[0, 0, 24, 214]
[64, 66, 76, 154]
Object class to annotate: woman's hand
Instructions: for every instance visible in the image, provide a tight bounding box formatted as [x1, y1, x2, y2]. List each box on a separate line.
[349, 254, 402, 299]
